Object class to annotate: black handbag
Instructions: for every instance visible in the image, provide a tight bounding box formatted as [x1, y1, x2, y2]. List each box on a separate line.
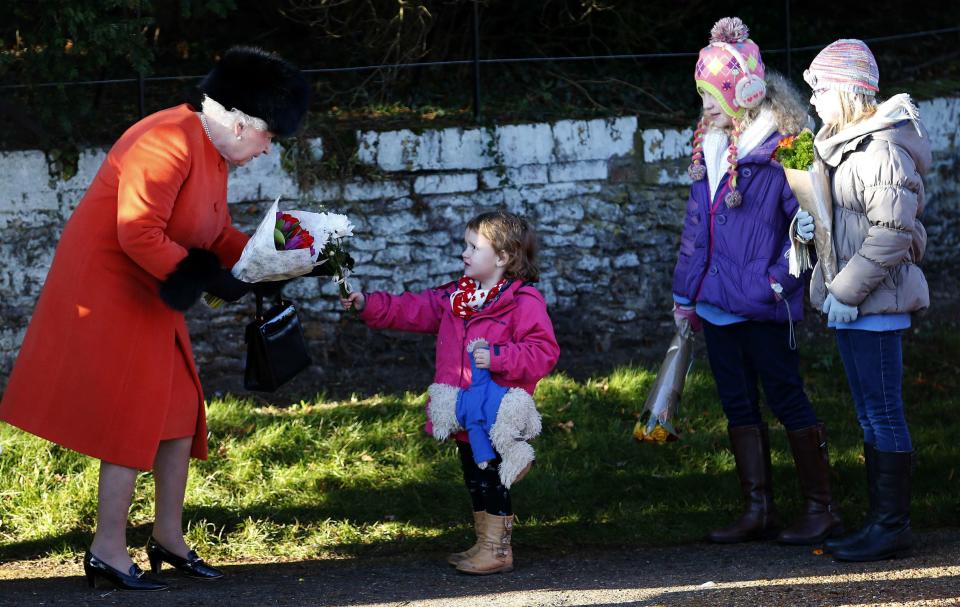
[244, 293, 311, 392]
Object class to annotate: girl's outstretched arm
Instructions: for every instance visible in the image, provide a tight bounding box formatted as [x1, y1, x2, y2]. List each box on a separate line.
[359, 287, 447, 334]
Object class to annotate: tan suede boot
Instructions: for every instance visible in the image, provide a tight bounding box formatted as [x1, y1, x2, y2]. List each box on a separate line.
[456, 513, 514, 575]
[446, 511, 486, 566]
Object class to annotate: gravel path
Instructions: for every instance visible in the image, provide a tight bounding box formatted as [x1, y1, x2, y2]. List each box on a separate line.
[1, 529, 958, 606]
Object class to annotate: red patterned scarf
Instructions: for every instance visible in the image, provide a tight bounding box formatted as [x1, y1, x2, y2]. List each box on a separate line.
[450, 276, 508, 319]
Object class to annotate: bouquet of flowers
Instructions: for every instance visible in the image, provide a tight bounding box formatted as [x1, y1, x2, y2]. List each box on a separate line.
[231, 197, 354, 285]
[271, 209, 354, 297]
[633, 319, 694, 443]
[204, 199, 354, 308]
[775, 129, 838, 284]
[274, 211, 317, 257]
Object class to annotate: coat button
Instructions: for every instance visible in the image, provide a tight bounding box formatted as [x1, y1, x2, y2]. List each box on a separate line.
[716, 215, 727, 225]
[709, 266, 718, 275]
[741, 167, 752, 178]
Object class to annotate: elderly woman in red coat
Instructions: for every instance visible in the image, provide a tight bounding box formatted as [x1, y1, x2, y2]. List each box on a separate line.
[0, 47, 309, 591]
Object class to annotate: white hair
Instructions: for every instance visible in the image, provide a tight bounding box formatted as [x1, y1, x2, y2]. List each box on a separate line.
[200, 94, 269, 132]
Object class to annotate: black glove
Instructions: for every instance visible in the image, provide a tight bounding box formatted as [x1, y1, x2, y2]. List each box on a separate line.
[205, 268, 253, 302]
[159, 249, 251, 311]
[251, 279, 291, 299]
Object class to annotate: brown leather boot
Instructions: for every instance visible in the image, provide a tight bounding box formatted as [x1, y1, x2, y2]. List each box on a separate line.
[708, 424, 781, 543]
[455, 513, 514, 575]
[778, 423, 845, 545]
[446, 511, 486, 566]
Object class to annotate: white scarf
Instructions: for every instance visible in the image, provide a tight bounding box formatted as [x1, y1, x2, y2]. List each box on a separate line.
[703, 109, 779, 201]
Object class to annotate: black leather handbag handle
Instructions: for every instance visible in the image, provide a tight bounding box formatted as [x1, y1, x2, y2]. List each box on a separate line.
[254, 292, 285, 322]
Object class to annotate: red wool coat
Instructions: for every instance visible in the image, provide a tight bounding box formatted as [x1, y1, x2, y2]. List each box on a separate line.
[0, 104, 249, 470]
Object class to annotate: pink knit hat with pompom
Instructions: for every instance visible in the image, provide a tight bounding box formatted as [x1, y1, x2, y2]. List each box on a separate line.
[688, 17, 766, 208]
[694, 17, 767, 119]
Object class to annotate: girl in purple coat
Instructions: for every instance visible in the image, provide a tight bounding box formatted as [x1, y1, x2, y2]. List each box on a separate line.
[672, 17, 843, 545]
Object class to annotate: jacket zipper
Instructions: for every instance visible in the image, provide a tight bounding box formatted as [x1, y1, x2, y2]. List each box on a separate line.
[459, 318, 468, 387]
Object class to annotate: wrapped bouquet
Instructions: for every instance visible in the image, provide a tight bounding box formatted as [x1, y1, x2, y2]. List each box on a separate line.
[232, 197, 354, 284]
[205, 198, 354, 308]
[776, 130, 838, 284]
[633, 319, 694, 443]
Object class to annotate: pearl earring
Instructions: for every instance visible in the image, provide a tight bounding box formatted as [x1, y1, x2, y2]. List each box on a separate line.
[236, 135, 242, 141]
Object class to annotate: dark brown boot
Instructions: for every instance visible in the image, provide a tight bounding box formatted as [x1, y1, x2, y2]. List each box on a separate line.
[708, 424, 781, 543]
[778, 423, 845, 545]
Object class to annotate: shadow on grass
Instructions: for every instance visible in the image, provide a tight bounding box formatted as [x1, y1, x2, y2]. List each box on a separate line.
[2, 444, 958, 564]
[2, 324, 957, 572]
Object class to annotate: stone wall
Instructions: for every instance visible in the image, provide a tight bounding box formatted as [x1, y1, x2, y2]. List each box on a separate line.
[1, 98, 958, 399]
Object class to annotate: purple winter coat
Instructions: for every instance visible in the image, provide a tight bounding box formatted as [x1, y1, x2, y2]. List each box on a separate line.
[672, 132, 806, 323]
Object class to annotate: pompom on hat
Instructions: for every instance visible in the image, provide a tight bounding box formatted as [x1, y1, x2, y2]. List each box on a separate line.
[803, 39, 879, 97]
[198, 46, 310, 138]
[694, 17, 767, 119]
[689, 17, 767, 208]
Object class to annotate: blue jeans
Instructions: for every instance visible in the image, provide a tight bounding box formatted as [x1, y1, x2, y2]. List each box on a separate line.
[835, 329, 913, 453]
[702, 320, 818, 431]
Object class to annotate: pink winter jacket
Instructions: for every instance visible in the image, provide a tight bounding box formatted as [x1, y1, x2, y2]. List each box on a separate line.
[359, 280, 561, 438]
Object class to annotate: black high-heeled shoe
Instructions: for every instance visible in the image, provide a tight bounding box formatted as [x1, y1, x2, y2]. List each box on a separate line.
[146, 537, 224, 579]
[83, 550, 168, 591]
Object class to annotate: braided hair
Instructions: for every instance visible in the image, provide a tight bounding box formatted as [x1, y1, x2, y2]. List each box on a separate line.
[686, 116, 745, 208]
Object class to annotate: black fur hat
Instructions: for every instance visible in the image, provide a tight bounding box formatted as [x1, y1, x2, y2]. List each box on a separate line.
[198, 46, 310, 137]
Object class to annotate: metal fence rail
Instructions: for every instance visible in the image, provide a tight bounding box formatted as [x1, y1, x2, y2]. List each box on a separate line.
[1, 10, 957, 124]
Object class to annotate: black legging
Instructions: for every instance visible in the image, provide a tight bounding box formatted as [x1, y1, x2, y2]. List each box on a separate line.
[456, 439, 512, 516]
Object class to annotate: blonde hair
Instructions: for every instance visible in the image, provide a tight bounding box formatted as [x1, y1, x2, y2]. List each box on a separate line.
[828, 91, 879, 132]
[466, 211, 539, 283]
[738, 71, 808, 135]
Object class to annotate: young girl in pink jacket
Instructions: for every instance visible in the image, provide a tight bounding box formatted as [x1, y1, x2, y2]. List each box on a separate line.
[341, 210, 560, 575]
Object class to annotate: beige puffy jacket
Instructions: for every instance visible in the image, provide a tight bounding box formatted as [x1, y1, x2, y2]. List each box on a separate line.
[810, 94, 932, 316]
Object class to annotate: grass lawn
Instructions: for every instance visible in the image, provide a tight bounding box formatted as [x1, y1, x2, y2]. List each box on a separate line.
[1, 324, 958, 566]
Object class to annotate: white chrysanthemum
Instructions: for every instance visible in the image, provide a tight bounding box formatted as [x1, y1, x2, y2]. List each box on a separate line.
[320, 213, 354, 239]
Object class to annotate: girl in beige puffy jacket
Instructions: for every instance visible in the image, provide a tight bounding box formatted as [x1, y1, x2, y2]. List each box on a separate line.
[803, 39, 931, 563]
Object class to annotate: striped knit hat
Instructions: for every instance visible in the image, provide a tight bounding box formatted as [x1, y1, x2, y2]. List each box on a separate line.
[803, 39, 879, 96]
